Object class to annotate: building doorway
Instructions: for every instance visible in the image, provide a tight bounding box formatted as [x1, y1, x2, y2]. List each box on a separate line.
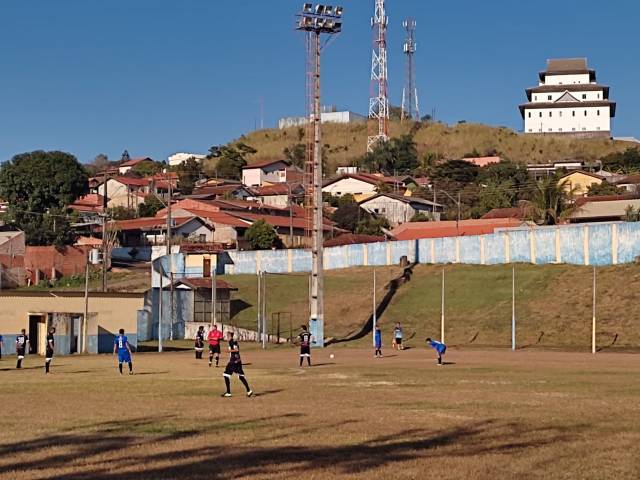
[28, 314, 46, 355]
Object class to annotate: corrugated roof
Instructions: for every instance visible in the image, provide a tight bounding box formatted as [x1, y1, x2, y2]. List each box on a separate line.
[546, 58, 588, 73]
[172, 277, 236, 291]
[391, 219, 527, 240]
[324, 233, 385, 247]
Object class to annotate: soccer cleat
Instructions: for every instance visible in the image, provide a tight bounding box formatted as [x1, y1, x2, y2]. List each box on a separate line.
[208, 362, 212, 367]
[247, 390, 253, 397]
[222, 392, 232, 398]
[129, 372, 134, 375]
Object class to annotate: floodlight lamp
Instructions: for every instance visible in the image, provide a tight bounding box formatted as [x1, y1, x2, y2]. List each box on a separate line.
[333, 21, 342, 32]
[325, 5, 334, 16]
[315, 4, 326, 15]
[299, 16, 314, 29]
[314, 17, 326, 28]
[303, 3, 313, 13]
[335, 6, 343, 17]
[325, 19, 335, 29]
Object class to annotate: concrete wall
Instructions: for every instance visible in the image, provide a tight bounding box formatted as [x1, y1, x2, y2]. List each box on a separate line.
[0, 293, 145, 355]
[214, 222, 640, 274]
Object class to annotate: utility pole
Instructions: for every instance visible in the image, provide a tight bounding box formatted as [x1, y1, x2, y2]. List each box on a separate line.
[512, 267, 516, 351]
[101, 171, 108, 292]
[592, 267, 597, 354]
[83, 260, 89, 354]
[441, 268, 445, 343]
[372, 267, 377, 347]
[296, 4, 342, 348]
[166, 173, 173, 341]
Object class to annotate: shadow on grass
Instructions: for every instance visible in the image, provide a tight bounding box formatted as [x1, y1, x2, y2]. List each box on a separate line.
[0, 414, 581, 480]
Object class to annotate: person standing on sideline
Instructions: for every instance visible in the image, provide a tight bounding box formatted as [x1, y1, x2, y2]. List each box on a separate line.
[0, 334, 4, 360]
[374, 325, 383, 358]
[207, 324, 224, 367]
[113, 328, 134, 375]
[45, 327, 55, 374]
[221, 331, 252, 398]
[392, 322, 404, 350]
[426, 338, 447, 365]
[15, 329, 28, 369]
[298, 325, 313, 367]
[194, 326, 205, 359]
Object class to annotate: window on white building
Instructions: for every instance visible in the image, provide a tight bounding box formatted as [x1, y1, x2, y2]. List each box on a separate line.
[559, 128, 563, 132]
[597, 93, 601, 99]
[572, 128, 576, 131]
[597, 127, 601, 131]
[528, 112, 531, 118]
[548, 128, 552, 132]
[539, 112, 542, 118]
[582, 94, 587, 100]
[584, 110, 588, 116]
[582, 127, 587, 131]
[547, 95, 552, 101]
[572, 111, 576, 117]
[597, 110, 600, 116]
[549, 112, 553, 117]
[534, 95, 538, 101]
[559, 111, 563, 117]
[528, 129, 533, 132]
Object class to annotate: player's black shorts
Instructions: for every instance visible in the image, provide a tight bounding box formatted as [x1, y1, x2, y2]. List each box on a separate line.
[195, 340, 204, 349]
[16, 348, 25, 357]
[209, 344, 221, 354]
[395, 338, 402, 345]
[224, 361, 245, 376]
[46, 347, 54, 359]
[300, 345, 311, 356]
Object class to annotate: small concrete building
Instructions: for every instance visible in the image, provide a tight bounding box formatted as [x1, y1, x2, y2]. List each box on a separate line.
[0, 291, 147, 355]
[558, 170, 604, 197]
[241, 159, 291, 187]
[359, 193, 443, 226]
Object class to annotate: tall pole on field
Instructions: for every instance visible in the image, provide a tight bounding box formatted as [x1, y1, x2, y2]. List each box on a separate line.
[256, 271, 261, 343]
[592, 267, 596, 354]
[297, 4, 343, 348]
[210, 262, 217, 327]
[82, 260, 89, 353]
[441, 268, 445, 343]
[262, 271, 268, 349]
[512, 267, 516, 351]
[158, 266, 163, 353]
[372, 267, 377, 347]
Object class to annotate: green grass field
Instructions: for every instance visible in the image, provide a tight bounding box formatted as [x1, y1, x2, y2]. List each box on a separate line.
[1, 347, 639, 479]
[225, 264, 640, 351]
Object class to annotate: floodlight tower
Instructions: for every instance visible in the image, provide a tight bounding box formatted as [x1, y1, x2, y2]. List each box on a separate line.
[297, 3, 343, 348]
[401, 18, 420, 123]
[367, 0, 389, 152]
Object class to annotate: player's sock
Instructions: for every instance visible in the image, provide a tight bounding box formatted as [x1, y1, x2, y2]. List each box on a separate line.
[208, 354, 213, 366]
[128, 362, 133, 373]
[299, 355, 303, 367]
[239, 375, 251, 392]
[17, 359, 22, 369]
[307, 356, 311, 367]
[45, 359, 50, 373]
[224, 375, 231, 394]
[215, 356, 220, 367]
[119, 363, 123, 374]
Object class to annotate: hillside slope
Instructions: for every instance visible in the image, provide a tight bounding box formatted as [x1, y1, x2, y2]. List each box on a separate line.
[235, 121, 633, 172]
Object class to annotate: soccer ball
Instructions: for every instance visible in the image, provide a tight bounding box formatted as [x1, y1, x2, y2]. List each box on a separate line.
[329, 354, 335, 359]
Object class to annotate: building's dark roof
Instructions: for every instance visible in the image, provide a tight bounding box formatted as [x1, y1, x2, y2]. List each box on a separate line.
[519, 100, 616, 118]
[358, 193, 442, 208]
[613, 174, 640, 186]
[172, 277, 237, 291]
[242, 159, 291, 170]
[538, 58, 595, 82]
[324, 233, 385, 247]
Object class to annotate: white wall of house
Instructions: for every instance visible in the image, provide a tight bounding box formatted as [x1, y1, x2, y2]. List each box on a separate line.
[97, 179, 147, 209]
[242, 162, 288, 187]
[360, 196, 440, 226]
[168, 153, 206, 167]
[524, 106, 611, 134]
[259, 195, 289, 208]
[543, 73, 591, 85]
[322, 178, 377, 197]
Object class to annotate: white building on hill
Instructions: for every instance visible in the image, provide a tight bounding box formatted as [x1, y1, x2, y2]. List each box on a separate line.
[520, 58, 616, 137]
[168, 152, 207, 167]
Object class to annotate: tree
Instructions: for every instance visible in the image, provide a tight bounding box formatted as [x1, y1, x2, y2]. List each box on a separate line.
[0, 150, 88, 245]
[332, 195, 362, 232]
[130, 161, 163, 178]
[523, 177, 572, 225]
[356, 216, 389, 236]
[601, 148, 640, 173]
[410, 212, 431, 222]
[138, 195, 164, 217]
[176, 158, 203, 195]
[430, 159, 479, 184]
[360, 134, 418, 173]
[85, 153, 111, 176]
[245, 219, 278, 250]
[587, 181, 624, 197]
[283, 143, 306, 169]
[214, 142, 257, 180]
[624, 205, 640, 222]
[108, 206, 137, 220]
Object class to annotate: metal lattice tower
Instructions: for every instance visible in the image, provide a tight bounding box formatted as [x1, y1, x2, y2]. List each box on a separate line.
[367, 0, 389, 153]
[401, 18, 420, 123]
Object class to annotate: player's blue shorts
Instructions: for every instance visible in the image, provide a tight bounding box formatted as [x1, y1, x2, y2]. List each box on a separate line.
[118, 350, 131, 363]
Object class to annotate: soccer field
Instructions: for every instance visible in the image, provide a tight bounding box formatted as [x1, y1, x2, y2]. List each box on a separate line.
[1, 346, 639, 479]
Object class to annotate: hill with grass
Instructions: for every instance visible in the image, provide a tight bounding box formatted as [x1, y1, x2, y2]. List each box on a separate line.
[223, 121, 634, 174]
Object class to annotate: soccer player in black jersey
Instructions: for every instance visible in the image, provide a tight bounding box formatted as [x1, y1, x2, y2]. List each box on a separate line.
[298, 325, 313, 367]
[15, 329, 28, 369]
[45, 327, 55, 374]
[194, 326, 205, 359]
[221, 331, 252, 398]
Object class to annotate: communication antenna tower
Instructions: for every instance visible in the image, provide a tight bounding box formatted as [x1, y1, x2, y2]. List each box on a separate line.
[401, 18, 420, 122]
[367, 0, 389, 152]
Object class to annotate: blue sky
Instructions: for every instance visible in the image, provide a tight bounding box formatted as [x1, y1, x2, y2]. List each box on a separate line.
[0, 0, 637, 163]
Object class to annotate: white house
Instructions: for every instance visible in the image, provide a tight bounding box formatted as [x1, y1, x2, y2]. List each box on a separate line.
[321, 173, 384, 200]
[118, 157, 154, 175]
[168, 152, 207, 167]
[278, 109, 366, 129]
[520, 58, 616, 137]
[241, 159, 291, 187]
[359, 194, 442, 226]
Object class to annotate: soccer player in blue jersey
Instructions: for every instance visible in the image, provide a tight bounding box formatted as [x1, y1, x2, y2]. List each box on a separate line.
[113, 328, 134, 375]
[426, 338, 447, 365]
[374, 325, 383, 358]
